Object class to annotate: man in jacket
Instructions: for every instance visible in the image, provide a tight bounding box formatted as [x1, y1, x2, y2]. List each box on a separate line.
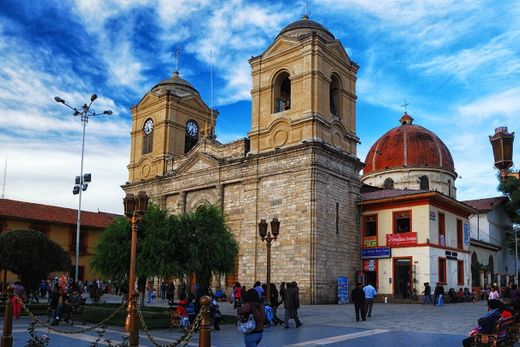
[284, 282, 303, 328]
[462, 299, 502, 347]
[351, 282, 366, 321]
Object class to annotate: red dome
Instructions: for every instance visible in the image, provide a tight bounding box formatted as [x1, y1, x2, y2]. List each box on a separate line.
[363, 113, 455, 176]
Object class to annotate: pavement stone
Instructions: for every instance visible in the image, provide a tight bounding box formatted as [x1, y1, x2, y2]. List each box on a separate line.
[2, 295, 517, 347]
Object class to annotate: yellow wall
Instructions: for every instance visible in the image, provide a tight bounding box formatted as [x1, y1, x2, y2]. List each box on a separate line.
[1, 218, 103, 283]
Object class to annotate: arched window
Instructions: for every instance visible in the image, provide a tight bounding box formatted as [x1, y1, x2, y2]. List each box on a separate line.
[184, 119, 199, 154]
[330, 74, 341, 117]
[471, 252, 480, 287]
[419, 176, 429, 190]
[142, 118, 154, 155]
[488, 255, 494, 279]
[383, 178, 394, 189]
[273, 71, 291, 113]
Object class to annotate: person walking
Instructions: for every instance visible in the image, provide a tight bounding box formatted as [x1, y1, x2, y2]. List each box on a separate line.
[284, 282, 303, 328]
[351, 282, 366, 321]
[233, 282, 242, 309]
[363, 282, 377, 318]
[433, 282, 444, 306]
[237, 288, 265, 347]
[422, 282, 432, 305]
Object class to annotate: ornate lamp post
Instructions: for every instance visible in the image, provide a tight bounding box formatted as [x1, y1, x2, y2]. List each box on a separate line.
[490, 126, 519, 285]
[258, 218, 280, 305]
[123, 191, 149, 347]
[54, 94, 112, 283]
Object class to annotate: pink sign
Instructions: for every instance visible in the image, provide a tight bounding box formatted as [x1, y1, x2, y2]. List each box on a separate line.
[386, 232, 417, 246]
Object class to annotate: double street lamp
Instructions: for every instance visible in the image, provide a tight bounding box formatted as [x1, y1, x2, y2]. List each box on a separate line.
[258, 218, 280, 305]
[54, 94, 112, 283]
[123, 191, 149, 347]
[489, 126, 519, 285]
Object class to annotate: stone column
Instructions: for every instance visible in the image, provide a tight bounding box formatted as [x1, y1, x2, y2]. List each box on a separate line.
[479, 271, 484, 288]
[486, 272, 491, 286]
[180, 191, 187, 214]
[216, 184, 224, 211]
[496, 273, 501, 286]
[506, 274, 510, 285]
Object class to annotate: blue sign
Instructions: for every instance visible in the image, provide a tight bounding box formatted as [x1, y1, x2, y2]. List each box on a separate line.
[464, 223, 470, 245]
[361, 247, 391, 259]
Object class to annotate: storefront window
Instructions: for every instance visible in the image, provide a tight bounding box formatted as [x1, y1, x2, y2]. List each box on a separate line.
[457, 260, 464, 285]
[394, 211, 411, 233]
[438, 258, 447, 284]
[438, 213, 446, 246]
[363, 215, 377, 247]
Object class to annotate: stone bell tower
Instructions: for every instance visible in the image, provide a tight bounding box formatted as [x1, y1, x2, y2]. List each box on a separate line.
[127, 71, 217, 183]
[248, 15, 359, 154]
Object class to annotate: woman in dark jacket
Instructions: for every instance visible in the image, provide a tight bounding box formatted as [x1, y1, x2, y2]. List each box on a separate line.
[237, 288, 265, 347]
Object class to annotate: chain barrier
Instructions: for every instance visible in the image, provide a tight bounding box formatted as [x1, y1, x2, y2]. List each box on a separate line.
[136, 299, 207, 347]
[16, 293, 128, 335]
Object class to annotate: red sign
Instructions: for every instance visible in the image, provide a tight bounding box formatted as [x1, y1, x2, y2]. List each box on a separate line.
[386, 232, 417, 246]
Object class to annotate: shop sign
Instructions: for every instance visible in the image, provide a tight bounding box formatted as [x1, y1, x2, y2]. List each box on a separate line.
[363, 236, 377, 248]
[363, 259, 376, 272]
[386, 232, 417, 246]
[361, 247, 391, 259]
[464, 223, 470, 245]
[429, 211, 436, 220]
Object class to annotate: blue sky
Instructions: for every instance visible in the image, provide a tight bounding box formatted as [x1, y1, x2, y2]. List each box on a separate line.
[1, 0, 519, 214]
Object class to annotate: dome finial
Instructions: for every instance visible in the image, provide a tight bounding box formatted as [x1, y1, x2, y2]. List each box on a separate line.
[302, 0, 310, 19]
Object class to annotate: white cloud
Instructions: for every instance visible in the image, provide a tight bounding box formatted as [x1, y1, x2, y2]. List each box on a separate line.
[457, 87, 520, 124]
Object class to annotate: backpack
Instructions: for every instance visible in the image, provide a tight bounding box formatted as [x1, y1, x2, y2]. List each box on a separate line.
[264, 305, 274, 323]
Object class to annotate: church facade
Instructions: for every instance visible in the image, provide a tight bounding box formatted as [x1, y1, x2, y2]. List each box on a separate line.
[122, 16, 364, 304]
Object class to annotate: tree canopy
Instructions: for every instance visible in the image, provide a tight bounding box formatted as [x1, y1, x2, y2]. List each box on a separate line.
[91, 204, 238, 287]
[0, 229, 71, 291]
[498, 175, 520, 254]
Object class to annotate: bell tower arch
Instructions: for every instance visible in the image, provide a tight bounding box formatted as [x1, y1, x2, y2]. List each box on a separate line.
[248, 15, 359, 154]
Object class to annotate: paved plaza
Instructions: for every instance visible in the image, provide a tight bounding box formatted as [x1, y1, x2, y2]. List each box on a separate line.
[2, 296, 510, 347]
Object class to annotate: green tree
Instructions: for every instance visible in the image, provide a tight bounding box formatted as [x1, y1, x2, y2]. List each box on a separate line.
[179, 205, 239, 287]
[91, 203, 238, 290]
[498, 175, 520, 255]
[0, 229, 71, 292]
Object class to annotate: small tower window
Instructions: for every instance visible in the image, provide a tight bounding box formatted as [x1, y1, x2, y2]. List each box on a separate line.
[330, 74, 341, 117]
[273, 71, 291, 113]
[383, 178, 394, 189]
[184, 119, 199, 154]
[142, 118, 154, 155]
[419, 175, 429, 190]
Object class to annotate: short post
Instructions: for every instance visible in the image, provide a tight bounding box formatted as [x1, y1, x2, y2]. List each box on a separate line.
[198, 296, 211, 347]
[1, 287, 13, 347]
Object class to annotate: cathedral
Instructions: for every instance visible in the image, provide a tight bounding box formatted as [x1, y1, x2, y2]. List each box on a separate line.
[122, 15, 512, 303]
[122, 15, 363, 304]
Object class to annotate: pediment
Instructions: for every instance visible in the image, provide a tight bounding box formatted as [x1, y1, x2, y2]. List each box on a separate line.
[262, 37, 299, 58]
[135, 92, 159, 109]
[326, 41, 351, 63]
[176, 152, 220, 175]
[182, 95, 211, 112]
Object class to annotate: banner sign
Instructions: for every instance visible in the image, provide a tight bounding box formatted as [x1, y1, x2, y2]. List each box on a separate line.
[361, 247, 391, 259]
[386, 232, 417, 246]
[463, 223, 470, 245]
[363, 236, 377, 248]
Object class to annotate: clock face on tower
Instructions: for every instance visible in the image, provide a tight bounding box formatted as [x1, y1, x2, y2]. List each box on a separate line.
[143, 119, 154, 135]
[186, 120, 199, 137]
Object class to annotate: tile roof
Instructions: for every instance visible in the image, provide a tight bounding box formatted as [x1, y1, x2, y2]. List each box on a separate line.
[0, 198, 121, 229]
[461, 196, 508, 212]
[359, 189, 430, 202]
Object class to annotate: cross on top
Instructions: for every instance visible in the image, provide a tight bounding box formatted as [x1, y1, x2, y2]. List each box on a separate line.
[401, 100, 410, 113]
[302, 0, 311, 18]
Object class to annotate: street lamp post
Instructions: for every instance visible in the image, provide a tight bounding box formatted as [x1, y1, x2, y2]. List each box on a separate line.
[489, 126, 519, 285]
[258, 218, 280, 305]
[54, 95, 112, 283]
[123, 191, 149, 347]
